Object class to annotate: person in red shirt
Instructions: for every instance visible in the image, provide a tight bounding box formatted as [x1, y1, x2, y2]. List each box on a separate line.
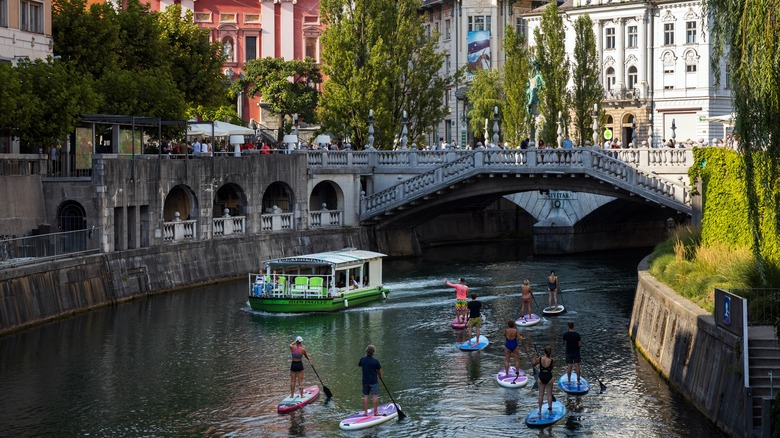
[261, 143, 271, 154]
[445, 278, 469, 324]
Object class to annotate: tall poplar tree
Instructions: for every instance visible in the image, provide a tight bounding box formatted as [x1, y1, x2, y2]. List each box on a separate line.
[533, 1, 570, 146]
[318, 0, 461, 149]
[704, 0, 780, 286]
[465, 69, 502, 145]
[502, 25, 532, 147]
[569, 14, 603, 147]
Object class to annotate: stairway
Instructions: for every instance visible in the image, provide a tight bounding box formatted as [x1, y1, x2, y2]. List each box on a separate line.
[748, 326, 779, 437]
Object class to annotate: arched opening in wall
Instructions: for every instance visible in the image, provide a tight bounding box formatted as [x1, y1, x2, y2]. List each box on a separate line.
[622, 114, 635, 148]
[56, 201, 87, 252]
[605, 67, 616, 91]
[262, 182, 295, 213]
[627, 66, 638, 91]
[309, 181, 342, 212]
[214, 183, 246, 217]
[163, 185, 198, 221]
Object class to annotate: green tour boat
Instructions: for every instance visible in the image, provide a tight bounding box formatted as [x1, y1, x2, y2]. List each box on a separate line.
[248, 249, 390, 312]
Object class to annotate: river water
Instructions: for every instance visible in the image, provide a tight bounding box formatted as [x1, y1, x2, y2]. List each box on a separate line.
[0, 245, 724, 437]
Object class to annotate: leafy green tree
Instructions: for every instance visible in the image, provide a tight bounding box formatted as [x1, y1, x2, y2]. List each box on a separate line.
[114, 0, 167, 72]
[502, 25, 532, 147]
[569, 14, 603, 147]
[95, 69, 186, 121]
[318, 0, 460, 149]
[0, 63, 21, 138]
[704, 0, 780, 286]
[533, 1, 570, 146]
[157, 5, 226, 109]
[52, 0, 121, 78]
[15, 58, 100, 151]
[234, 57, 322, 141]
[465, 68, 502, 144]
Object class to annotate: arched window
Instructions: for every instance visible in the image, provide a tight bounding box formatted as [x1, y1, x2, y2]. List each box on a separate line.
[627, 66, 638, 90]
[606, 67, 615, 90]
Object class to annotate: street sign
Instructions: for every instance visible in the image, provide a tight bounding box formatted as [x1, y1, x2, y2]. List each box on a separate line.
[603, 128, 613, 140]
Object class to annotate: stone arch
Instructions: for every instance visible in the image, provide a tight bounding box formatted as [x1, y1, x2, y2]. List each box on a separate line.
[622, 113, 636, 147]
[309, 180, 343, 212]
[56, 200, 87, 232]
[262, 182, 295, 213]
[213, 183, 247, 217]
[163, 184, 198, 221]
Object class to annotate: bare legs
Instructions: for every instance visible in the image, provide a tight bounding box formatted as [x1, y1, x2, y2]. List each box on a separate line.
[290, 370, 304, 397]
[363, 393, 378, 417]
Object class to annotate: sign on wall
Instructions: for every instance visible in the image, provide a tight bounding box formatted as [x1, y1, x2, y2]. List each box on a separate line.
[467, 31, 491, 77]
[714, 288, 745, 337]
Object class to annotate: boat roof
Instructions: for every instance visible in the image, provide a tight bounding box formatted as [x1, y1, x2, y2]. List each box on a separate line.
[264, 249, 387, 267]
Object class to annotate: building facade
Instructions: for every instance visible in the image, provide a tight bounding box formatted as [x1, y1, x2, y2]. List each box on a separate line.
[0, 0, 54, 152]
[422, 0, 732, 148]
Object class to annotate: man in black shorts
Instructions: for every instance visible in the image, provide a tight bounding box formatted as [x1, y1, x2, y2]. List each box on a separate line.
[562, 322, 582, 385]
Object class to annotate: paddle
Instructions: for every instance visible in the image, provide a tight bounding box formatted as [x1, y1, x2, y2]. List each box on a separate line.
[307, 359, 333, 398]
[379, 375, 407, 420]
[584, 362, 607, 391]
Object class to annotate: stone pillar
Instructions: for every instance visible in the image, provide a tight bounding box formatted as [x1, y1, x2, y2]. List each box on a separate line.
[638, 14, 647, 91]
[615, 18, 626, 92]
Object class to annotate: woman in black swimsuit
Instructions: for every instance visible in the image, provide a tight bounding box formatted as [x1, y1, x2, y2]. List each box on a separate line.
[533, 346, 554, 414]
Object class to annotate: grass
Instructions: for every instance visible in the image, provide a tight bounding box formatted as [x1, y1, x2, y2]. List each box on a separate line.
[648, 226, 755, 313]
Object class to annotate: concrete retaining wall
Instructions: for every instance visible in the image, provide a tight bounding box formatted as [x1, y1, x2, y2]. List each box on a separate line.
[0, 228, 371, 336]
[630, 258, 746, 438]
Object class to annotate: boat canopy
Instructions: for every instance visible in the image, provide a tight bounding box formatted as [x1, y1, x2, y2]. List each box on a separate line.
[264, 249, 386, 269]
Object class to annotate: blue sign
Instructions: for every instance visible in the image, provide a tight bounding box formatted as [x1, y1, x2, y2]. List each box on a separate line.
[723, 295, 731, 325]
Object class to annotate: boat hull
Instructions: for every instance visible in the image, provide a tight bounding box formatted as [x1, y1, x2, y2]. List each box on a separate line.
[248, 287, 389, 312]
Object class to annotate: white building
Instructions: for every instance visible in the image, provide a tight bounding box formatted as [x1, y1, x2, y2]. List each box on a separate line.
[422, 0, 732, 148]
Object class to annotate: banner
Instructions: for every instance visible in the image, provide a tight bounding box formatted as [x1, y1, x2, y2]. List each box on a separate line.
[467, 31, 491, 76]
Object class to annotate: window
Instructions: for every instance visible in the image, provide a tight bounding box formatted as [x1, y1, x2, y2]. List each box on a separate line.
[664, 23, 674, 45]
[20, 0, 43, 33]
[686, 21, 696, 44]
[303, 16, 319, 24]
[686, 64, 696, 73]
[194, 13, 211, 23]
[627, 26, 637, 48]
[468, 16, 491, 33]
[305, 37, 318, 61]
[245, 36, 257, 62]
[605, 28, 615, 49]
[425, 24, 431, 38]
[516, 17, 526, 39]
[220, 13, 237, 24]
[627, 66, 638, 89]
[606, 67, 615, 90]
[445, 19, 451, 39]
[245, 14, 260, 25]
[445, 54, 451, 75]
[1, 0, 8, 27]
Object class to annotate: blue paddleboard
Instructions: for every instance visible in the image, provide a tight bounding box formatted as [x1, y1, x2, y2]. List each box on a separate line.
[525, 400, 566, 428]
[557, 372, 590, 395]
[458, 335, 489, 351]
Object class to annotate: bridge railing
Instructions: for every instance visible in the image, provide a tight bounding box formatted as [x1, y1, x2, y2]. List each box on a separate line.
[260, 213, 294, 231]
[213, 215, 246, 236]
[309, 209, 344, 228]
[163, 219, 197, 242]
[360, 147, 692, 219]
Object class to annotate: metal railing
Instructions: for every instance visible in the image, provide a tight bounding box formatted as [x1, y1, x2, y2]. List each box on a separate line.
[733, 288, 780, 326]
[0, 229, 102, 265]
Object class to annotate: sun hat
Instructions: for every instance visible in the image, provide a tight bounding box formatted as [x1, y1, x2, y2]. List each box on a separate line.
[295, 336, 303, 342]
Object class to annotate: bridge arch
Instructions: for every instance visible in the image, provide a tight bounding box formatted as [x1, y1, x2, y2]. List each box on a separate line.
[262, 182, 295, 213]
[214, 183, 247, 217]
[163, 185, 198, 221]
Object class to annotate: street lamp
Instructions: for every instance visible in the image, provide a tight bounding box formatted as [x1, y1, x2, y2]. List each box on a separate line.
[368, 109, 375, 150]
[592, 104, 599, 147]
[492, 106, 500, 148]
[671, 118, 677, 147]
[401, 110, 409, 150]
[557, 111, 563, 148]
[293, 113, 299, 150]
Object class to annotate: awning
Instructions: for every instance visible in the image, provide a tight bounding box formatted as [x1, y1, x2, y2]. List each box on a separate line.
[188, 121, 254, 137]
[702, 114, 736, 127]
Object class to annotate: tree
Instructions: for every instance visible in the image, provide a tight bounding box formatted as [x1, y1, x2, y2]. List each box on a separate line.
[569, 14, 603, 147]
[318, 0, 461, 149]
[15, 58, 100, 151]
[52, 0, 121, 78]
[704, 0, 780, 286]
[533, 1, 570, 146]
[95, 69, 186, 121]
[0, 63, 20, 139]
[234, 57, 322, 141]
[502, 25, 532, 147]
[465, 68, 502, 145]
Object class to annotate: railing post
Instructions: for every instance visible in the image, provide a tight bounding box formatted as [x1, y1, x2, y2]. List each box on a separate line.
[527, 148, 537, 167]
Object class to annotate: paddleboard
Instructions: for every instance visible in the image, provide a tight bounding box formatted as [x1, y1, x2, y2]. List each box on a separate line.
[516, 313, 541, 327]
[496, 366, 528, 388]
[338, 402, 399, 430]
[277, 385, 320, 413]
[524, 400, 566, 428]
[458, 335, 489, 351]
[542, 305, 565, 316]
[557, 372, 590, 395]
[451, 318, 467, 329]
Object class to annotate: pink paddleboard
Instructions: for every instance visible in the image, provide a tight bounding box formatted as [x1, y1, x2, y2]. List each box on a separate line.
[277, 385, 320, 413]
[451, 318, 467, 329]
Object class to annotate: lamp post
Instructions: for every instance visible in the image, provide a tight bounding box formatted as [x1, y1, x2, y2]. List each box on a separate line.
[483, 118, 489, 145]
[293, 113, 299, 150]
[492, 106, 499, 148]
[401, 110, 409, 150]
[368, 109, 375, 150]
[671, 118, 677, 147]
[557, 110, 563, 148]
[647, 113, 653, 148]
[632, 117, 637, 148]
[592, 103, 599, 148]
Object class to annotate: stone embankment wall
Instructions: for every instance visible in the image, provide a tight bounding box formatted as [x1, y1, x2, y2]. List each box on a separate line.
[630, 258, 746, 438]
[0, 228, 372, 336]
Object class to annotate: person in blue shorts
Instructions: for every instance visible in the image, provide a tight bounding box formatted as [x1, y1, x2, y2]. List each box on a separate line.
[504, 320, 523, 378]
[358, 344, 383, 416]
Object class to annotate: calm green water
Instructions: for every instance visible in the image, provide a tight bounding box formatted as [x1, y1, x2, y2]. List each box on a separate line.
[0, 245, 724, 437]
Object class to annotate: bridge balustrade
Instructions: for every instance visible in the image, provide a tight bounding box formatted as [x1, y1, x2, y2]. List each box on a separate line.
[163, 219, 197, 242]
[213, 216, 246, 236]
[261, 213, 294, 231]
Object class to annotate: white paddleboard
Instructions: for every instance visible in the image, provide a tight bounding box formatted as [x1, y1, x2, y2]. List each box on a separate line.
[516, 313, 542, 327]
[542, 305, 565, 316]
[339, 402, 399, 430]
[496, 366, 528, 388]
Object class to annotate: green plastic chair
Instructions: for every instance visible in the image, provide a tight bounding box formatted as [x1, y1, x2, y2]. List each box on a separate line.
[307, 277, 324, 297]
